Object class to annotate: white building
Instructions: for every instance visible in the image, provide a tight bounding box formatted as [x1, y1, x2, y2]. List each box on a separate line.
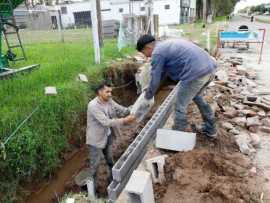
[48, 0, 196, 28]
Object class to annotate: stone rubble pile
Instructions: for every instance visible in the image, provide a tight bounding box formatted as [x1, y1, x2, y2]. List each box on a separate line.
[211, 56, 270, 156]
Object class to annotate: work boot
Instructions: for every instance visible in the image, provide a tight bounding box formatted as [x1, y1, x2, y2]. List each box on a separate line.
[191, 124, 217, 138]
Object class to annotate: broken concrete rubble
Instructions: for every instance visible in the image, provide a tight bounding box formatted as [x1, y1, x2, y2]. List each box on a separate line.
[215, 70, 228, 82]
[248, 126, 259, 133]
[261, 118, 270, 127]
[229, 128, 240, 135]
[232, 117, 247, 127]
[249, 133, 261, 148]
[260, 126, 270, 133]
[246, 116, 261, 127]
[222, 122, 234, 130]
[239, 109, 257, 117]
[235, 134, 256, 155]
[224, 108, 239, 118]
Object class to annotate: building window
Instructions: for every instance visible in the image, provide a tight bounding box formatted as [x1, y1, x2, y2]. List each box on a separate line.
[61, 6, 67, 14]
[165, 5, 170, 10]
[119, 8, 123, 13]
[140, 7, 145, 11]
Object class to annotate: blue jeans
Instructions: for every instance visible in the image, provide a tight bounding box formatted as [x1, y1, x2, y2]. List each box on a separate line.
[173, 73, 216, 135]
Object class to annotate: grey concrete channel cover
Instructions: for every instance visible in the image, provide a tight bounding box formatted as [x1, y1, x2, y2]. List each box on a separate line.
[107, 82, 180, 202]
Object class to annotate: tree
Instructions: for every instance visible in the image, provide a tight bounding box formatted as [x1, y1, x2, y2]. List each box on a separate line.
[196, 0, 240, 19]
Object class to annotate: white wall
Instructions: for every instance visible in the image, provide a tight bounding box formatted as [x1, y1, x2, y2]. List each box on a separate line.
[49, 0, 197, 28]
[153, 0, 180, 25]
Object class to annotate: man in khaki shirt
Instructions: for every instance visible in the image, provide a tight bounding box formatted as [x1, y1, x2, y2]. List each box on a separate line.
[86, 82, 135, 194]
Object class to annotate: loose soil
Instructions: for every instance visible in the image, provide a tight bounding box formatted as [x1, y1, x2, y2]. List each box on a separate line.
[153, 88, 261, 203]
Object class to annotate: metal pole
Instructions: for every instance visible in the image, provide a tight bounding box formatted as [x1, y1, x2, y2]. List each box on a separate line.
[91, 0, 101, 64]
[57, 10, 64, 43]
[258, 29, 266, 64]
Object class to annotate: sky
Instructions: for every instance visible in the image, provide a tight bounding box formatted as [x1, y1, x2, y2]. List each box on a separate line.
[234, 0, 270, 12]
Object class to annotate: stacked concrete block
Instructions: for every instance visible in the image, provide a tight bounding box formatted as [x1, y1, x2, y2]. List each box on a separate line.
[145, 155, 168, 183]
[155, 129, 196, 151]
[108, 82, 181, 201]
[125, 170, 155, 203]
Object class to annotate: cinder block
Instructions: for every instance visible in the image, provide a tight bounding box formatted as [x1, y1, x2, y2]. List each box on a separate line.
[145, 155, 168, 183]
[86, 179, 96, 199]
[125, 170, 155, 203]
[45, 86, 57, 95]
[65, 198, 75, 203]
[155, 129, 196, 151]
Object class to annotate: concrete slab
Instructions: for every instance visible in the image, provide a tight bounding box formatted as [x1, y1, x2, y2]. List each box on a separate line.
[155, 129, 196, 152]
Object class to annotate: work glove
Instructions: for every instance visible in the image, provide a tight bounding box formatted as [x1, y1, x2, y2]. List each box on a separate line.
[130, 92, 154, 122]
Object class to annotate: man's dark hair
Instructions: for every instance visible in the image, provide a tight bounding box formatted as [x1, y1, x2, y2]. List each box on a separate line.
[94, 82, 112, 94]
[136, 34, 156, 52]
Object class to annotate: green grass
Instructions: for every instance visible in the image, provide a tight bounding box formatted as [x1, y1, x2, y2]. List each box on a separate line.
[0, 38, 135, 202]
[173, 17, 227, 53]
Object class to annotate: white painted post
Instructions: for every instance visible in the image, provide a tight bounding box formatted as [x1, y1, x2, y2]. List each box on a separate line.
[91, 0, 101, 64]
[149, 0, 154, 35]
[57, 10, 64, 43]
[207, 29, 210, 52]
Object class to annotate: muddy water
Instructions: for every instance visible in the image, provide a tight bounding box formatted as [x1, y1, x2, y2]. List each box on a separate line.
[27, 147, 88, 203]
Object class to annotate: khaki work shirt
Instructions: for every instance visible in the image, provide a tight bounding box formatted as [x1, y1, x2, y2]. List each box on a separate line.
[86, 97, 129, 148]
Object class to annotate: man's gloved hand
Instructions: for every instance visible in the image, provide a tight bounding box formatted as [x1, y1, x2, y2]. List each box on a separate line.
[130, 92, 154, 122]
[140, 95, 154, 109]
[122, 115, 136, 124]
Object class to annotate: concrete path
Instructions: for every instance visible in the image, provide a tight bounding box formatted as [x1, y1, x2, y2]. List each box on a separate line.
[223, 15, 270, 202]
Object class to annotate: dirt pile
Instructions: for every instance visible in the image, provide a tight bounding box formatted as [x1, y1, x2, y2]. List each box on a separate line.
[155, 149, 260, 203]
[152, 56, 265, 203]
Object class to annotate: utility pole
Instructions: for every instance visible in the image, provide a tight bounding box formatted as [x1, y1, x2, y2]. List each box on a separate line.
[146, 0, 154, 35]
[96, 0, 103, 47]
[91, 0, 101, 64]
[203, 0, 207, 23]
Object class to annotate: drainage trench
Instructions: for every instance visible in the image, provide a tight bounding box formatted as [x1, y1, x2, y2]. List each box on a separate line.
[25, 60, 174, 203]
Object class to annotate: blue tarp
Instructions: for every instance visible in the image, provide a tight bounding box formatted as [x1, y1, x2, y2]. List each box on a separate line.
[220, 31, 259, 41]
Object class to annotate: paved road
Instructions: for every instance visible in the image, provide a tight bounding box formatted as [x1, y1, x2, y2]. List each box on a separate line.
[225, 15, 270, 87]
[225, 15, 270, 202]
[256, 15, 270, 23]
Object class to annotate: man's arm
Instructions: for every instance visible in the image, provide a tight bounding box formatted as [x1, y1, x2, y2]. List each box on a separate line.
[111, 100, 130, 117]
[90, 106, 124, 127]
[145, 54, 166, 100]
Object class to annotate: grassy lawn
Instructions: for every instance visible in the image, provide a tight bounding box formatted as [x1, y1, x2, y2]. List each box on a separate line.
[172, 17, 228, 53]
[0, 37, 135, 202]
